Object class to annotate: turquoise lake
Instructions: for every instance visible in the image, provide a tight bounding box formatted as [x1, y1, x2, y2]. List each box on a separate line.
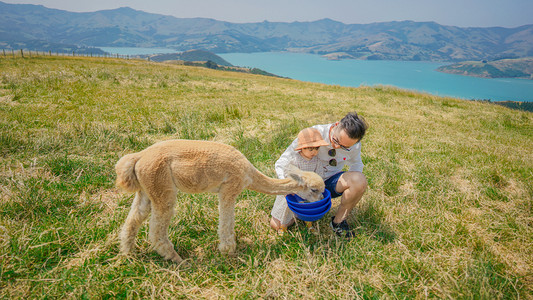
[100, 47, 533, 102]
[219, 52, 533, 102]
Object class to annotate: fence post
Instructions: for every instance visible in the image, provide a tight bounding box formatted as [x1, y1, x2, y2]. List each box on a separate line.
[20, 49, 24, 58]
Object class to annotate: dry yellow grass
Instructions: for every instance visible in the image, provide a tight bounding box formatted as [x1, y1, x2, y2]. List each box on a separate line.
[0, 55, 532, 298]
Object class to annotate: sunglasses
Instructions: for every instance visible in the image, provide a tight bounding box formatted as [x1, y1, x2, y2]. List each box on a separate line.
[328, 149, 337, 166]
[331, 136, 351, 151]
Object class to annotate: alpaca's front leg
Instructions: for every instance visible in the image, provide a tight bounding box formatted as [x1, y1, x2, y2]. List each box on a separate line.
[217, 187, 240, 254]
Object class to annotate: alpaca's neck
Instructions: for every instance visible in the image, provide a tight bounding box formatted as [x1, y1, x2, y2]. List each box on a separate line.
[247, 168, 302, 195]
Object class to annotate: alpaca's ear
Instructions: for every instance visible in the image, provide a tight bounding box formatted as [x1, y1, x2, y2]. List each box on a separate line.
[285, 164, 304, 185]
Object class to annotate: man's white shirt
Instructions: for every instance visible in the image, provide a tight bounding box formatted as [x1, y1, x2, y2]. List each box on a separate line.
[275, 123, 364, 180]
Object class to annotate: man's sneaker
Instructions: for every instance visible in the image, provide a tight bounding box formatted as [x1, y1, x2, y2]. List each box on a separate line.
[330, 217, 355, 239]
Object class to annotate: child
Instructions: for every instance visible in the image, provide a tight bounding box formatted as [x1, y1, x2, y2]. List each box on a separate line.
[270, 127, 329, 233]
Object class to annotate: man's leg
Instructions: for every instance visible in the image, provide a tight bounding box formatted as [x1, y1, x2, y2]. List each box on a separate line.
[333, 171, 367, 223]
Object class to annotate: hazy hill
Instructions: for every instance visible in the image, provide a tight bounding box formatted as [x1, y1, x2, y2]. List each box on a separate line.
[437, 57, 533, 79]
[1, 1, 532, 61]
[144, 49, 280, 77]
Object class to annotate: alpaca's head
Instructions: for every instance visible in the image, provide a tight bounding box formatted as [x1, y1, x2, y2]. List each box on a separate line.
[285, 165, 325, 202]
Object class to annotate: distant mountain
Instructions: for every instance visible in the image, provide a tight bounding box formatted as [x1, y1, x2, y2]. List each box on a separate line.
[146, 50, 233, 66]
[1, 1, 532, 62]
[437, 57, 533, 79]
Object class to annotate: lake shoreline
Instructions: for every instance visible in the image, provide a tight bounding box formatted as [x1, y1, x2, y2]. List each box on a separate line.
[483, 100, 533, 112]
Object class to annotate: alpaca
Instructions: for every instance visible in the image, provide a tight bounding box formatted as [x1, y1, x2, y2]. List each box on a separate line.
[115, 139, 325, 263]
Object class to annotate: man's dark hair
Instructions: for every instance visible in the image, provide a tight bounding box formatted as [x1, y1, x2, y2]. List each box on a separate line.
[339, 112, 368, 140]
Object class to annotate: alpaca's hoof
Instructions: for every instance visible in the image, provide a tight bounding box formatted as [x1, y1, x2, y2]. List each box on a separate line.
[118, 251, 133, 260]
[218, 242, 236, 255]
[119, 242, 134, 255]
[167, 252, 184, 264]
[178, 259, 191, 268]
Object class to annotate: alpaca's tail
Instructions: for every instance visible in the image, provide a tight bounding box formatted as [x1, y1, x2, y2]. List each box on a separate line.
[115, 153, 142, 193]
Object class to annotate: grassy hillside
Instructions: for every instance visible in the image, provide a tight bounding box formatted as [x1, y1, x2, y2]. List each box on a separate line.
[0, 56, 531, 298]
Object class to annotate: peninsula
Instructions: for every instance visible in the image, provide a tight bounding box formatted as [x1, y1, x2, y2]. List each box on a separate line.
[437, 57, 533, 80]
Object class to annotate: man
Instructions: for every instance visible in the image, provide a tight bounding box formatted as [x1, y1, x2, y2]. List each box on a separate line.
[270, 112, 368, 238]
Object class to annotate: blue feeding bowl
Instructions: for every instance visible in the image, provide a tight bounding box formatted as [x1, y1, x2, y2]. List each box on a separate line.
[286, 190, 331, 222]
[286, 189, 331, 209]
[287, 198, 331, 215]
[288, 202, 332, 222]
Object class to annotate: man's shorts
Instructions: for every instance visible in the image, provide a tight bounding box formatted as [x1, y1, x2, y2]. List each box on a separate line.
[324, 172, 345, 198]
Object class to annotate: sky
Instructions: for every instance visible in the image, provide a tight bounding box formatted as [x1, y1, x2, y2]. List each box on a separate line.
[4, 0, 533, 28]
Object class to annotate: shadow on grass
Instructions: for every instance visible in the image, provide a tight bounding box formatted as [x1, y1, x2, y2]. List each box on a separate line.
[127, 197, 396, 271]
[352, 201, 397, 244]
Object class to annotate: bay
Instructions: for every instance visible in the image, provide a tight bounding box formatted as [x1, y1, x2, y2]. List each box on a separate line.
[219, 52, 533, 102]
[96, 48, 533, 102]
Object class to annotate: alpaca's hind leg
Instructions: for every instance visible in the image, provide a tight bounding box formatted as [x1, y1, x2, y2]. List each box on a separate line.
[148, 191, 183, 263]
[217, 185, 242, 254]
[120, 191, 151, 254]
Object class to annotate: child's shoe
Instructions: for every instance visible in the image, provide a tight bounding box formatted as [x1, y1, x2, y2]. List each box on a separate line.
[305, 221, 318, 234]
[277, 224, 288, 235]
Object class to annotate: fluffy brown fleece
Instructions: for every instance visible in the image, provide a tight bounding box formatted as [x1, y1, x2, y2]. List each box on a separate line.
[115, 139, 325, 263]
